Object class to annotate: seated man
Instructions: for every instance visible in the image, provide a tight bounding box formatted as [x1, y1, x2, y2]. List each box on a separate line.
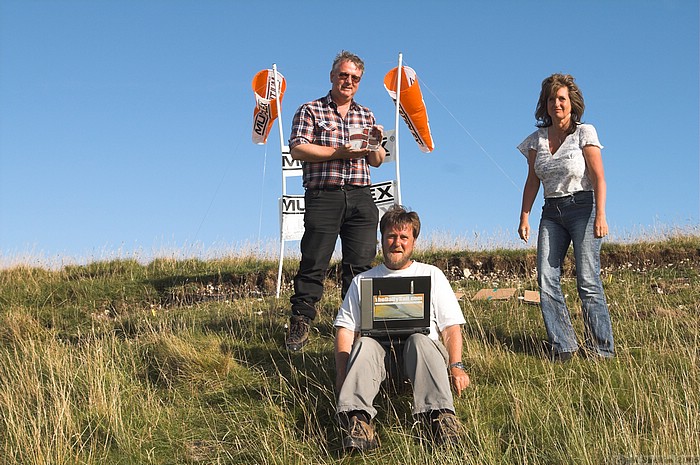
[333, 205, 471, 453]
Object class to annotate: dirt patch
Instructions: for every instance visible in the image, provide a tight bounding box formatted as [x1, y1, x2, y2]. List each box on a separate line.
[157, 268, 279, 306]
[158, 241, 700, 306]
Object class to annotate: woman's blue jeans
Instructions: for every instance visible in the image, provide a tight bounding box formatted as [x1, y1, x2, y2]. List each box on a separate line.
[537, 191, 615, 357]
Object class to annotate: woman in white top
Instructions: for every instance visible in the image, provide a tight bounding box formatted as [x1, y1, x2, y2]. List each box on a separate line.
[517, 74, 615, 362]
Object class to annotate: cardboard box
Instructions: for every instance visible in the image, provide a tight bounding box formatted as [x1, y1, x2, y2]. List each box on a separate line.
[472, 288, 517, 301]
[523, 290, 541, 304]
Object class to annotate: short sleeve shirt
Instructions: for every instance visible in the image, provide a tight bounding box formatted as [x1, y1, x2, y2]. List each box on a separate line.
[289, 92, 376, 189]
[517, 123, 603, 198]
[334, 261, 466, 341]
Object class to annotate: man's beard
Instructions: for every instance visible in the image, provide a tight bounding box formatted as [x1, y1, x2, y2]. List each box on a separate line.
[385, 250, 412, 270]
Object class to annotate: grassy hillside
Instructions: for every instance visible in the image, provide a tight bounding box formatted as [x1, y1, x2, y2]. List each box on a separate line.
[0, 237, 699, 464]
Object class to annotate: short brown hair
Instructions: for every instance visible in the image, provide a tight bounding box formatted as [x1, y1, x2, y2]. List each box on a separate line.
[535, 73, 585, 135]
[332, 50, 365, 75]
[380, 205, 421, 239]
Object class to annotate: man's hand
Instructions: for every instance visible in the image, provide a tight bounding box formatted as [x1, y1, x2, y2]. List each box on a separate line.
[333, 144, 373, 160]
[441, 325, 470, 395]
[290, 143, 367, 163]
[450, 364, 471, 396]
[368, 124, 384, 150]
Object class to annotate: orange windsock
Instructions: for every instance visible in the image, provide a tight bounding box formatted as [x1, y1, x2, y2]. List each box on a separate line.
[383, 66, 434, 153]
[251, 69, 287, 145]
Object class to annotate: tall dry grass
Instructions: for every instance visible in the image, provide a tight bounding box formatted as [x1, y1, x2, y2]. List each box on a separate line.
[0, 238, 699, 464]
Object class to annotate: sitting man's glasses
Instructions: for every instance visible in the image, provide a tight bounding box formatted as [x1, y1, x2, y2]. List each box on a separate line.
[337, 72, 362, 84]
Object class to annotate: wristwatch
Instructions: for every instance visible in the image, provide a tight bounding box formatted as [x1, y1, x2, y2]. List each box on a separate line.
[449, 361, 466, 371]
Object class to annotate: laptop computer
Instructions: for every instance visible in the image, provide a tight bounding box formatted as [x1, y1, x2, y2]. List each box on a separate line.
[360, 276, 431, 340]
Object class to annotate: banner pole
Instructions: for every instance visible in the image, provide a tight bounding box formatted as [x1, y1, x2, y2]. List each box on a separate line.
[276, 204, 284, 298]
[394, 53, 403, 206]
[273, 63, 286, 299]
[272, 64, 285, 155]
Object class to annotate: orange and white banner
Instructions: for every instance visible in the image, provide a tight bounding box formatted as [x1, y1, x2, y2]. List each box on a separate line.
[251, 69, 286, 145]
[384, 66, 434, 153]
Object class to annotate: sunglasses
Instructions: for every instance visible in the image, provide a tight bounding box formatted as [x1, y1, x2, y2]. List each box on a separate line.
[337, 72, 362, 84]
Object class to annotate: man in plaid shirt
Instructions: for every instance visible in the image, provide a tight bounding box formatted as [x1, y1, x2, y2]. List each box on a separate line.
[286, 51, 386, 352]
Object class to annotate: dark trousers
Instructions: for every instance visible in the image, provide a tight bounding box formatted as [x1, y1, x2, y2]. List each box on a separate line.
[290, 186, 379, 320]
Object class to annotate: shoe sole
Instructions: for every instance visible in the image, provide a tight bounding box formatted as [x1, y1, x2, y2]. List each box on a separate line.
[342, 438, 379, 453]
[285, 340, 308, 352]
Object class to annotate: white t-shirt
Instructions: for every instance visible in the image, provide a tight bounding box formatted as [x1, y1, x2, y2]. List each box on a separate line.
[334, 261, 466, 341]
[517, 123, 603, 198]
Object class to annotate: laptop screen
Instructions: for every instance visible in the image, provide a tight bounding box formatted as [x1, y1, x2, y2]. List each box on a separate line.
[360, 276, 431, 338]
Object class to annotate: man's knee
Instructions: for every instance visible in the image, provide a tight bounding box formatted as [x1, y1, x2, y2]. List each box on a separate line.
[403, 333, 434, 358]
[349, 337, 385, 366]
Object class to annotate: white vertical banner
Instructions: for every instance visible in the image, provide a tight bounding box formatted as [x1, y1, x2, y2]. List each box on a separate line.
[280, 195, 305, 241]
[382, 129, 396, 164]
[277, 180, 398, 296]
[282, 146, 303, 178]
[371, 180, 398, 216]
[278, 144, 304, 296]
[279, 181, 397, 240]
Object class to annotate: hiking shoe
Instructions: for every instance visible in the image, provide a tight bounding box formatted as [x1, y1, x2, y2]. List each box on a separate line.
[342, 415, 379, 453]
[430, 411, 462, 445]
[285, 315, 310, 352]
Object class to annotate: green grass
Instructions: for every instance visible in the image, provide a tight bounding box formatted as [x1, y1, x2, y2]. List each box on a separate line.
[1, 238, 699, 464]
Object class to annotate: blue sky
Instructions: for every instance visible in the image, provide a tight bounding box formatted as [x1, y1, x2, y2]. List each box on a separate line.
[1, 0, 698, 265]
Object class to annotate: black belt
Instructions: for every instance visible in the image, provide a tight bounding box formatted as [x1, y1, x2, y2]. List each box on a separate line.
[315, 184, 367, 192]
[544, 190, 593, 205]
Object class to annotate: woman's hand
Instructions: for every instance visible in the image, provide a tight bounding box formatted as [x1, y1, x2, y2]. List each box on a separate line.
[594, 213, 608, 238]
[518, 215, 531, 243]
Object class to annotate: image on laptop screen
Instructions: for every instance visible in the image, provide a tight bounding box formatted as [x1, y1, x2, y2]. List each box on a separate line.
[373, 293, 425, 320]
[360, 276, 431, 339]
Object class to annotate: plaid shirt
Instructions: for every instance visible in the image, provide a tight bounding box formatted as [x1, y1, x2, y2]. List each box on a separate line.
[289, 92, 377, 189]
